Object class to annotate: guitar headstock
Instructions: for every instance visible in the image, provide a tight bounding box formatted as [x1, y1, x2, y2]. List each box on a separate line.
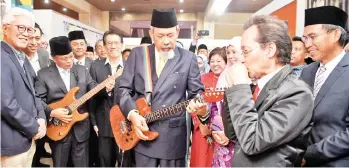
[201, 87, 226, 102]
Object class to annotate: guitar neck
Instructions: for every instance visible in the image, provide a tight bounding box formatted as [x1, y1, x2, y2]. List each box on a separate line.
[68, 71, 120, 111]
[144, 99, 193, 123]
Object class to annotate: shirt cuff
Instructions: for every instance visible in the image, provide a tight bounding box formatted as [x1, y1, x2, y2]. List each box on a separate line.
[191, 40, 197, 46]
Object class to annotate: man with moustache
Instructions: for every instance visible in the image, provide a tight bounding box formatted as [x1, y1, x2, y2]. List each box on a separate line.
[68, 30, 93, 69]
[118, 8, 204, 167]
[35, 36, 115, 167]
[300, 6, 349, 166]
[95, 39, 107, 60]
[189, 15, 314, 166]
[1, 7, 46, 167]
[23, 22, 51, 167]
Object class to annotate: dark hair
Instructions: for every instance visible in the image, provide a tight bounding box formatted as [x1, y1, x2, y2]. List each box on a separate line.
[198, 44, 208, 50]
[34, 22, 43, 36]
[208, 47, 227, 64]
[243, 15, 291, 64]
[103, 30, 123, 45]
[122, 48, 131, 55]
[140, 36, 152, 44]
[292, 36, 303, 43]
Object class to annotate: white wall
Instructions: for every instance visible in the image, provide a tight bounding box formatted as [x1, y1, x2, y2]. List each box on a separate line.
[33, 10, 104, 48]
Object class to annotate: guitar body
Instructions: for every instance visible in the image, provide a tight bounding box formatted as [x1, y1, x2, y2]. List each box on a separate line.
[46, 87, 89, 141]
[110, 98, 158, 151]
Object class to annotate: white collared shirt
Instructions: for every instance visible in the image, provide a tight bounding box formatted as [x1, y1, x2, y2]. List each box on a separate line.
[56, 65, 71, 91]
[316, 50, 346, 85]
[105, 57, 123, 75]
[74, 57, 86, 66]
[257, 66, 285, 95]
[29, 52, 41, 75]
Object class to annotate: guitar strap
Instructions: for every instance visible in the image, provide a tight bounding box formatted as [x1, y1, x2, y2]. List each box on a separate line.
[143, 46, 153, 106]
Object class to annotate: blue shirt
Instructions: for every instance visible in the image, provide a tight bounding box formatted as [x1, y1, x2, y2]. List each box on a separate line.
[292, 64, 306, 77]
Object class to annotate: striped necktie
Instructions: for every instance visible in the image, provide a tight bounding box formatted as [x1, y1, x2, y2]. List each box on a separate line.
[313, 65, 326, 98]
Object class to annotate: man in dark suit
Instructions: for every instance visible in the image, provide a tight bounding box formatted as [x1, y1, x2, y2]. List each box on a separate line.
[118, 8, 204, 167]
[90, 30, 134, 167]
[35, 36, 115, 167]
[95, 39, 107, 60]
[301, 6, 349, 167]
[196, 15, 314, 167]
[23, 22, 52, 167]
[1, 7, 46, 167]
[68, 30, 93, 69]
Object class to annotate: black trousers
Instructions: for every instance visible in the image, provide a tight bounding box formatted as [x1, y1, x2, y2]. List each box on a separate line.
[31, 138, 47, 166]
[135, 151, 185, 167]
[99, 136, 135, 167]
[89, 128, 100, 167]
[49, 132, 89, 167]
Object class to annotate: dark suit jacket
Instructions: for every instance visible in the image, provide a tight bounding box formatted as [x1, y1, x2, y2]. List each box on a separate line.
[37, 48, 51, 69]
[89, 59, 122, 137]
[300, 52, 349, 167]
[1, 41, 45, 156]
[225, 65, 314, 167]
[35, 64, 97, 142]
[118, 44, 204, 159]
[85, 57, 93, 70]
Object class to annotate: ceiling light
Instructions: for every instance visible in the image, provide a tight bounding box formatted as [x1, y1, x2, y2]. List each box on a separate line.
[63, 8, 67, 11]
[180, 9, 184, 13]
[111, 0, 115, 2]
[179, 0, 184, 2]
[44, 0, 49, 4]
[122, 8, 125, 11]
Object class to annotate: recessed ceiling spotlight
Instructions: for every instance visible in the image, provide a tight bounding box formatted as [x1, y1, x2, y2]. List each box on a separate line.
[63, 8, 67, 11]
[44, 0, 49, 4]
[180, 9, 184, 13]
[122, 8, 126, 11]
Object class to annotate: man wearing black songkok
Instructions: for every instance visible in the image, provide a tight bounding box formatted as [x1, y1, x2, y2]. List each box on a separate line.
[118, 8, 204, 167]
[300, 6, 349, 167]
[34, 36, 115, 167]
[68, 30, 93, 69]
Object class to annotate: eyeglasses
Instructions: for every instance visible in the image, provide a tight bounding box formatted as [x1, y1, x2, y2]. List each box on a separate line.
[56, 54, 74, 61]
[302, 30, 333, 44]
[106, 41, 121, 46]
[242, 45, 260, 56]
[6, 24, 36, 35]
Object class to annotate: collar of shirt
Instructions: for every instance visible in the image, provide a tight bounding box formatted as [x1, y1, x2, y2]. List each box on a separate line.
[105, 57, 123, 68]
[293, 64, 306, 70]
[3, 41, 25, 60]
[56, 65, 70, 74]
[320, 50, 346, 72]
[30, 52, 39, 63]
[74, 57, 85, 65]
[257, 66, 285, 95]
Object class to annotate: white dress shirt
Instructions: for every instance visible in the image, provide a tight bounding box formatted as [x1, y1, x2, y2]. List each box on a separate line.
[29, 52, 41, 75]
[56, 66, 71, 91]
[105, 57, 123, 75]
[74, 57, 86, 66]
[315, 50, 345, 87]
[257, 66, 285, 96]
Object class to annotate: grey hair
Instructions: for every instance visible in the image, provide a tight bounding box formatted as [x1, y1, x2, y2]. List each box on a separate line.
[322, 24, 347, 47]
[2, 7, 34, 26]
[243, 15, 291, 64]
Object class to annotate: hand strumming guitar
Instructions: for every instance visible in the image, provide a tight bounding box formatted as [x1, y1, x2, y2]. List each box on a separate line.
[128, 110, 149, 140]
[186, 99, 208, 117]
[50, 108, 72, 123]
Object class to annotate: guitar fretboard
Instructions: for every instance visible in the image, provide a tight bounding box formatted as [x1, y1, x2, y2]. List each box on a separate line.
[144, 98, 196, 123]
[68, 70, 121, 111]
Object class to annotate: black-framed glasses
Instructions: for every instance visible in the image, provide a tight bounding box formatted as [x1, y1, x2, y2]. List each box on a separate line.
[6, 24, 36, 35]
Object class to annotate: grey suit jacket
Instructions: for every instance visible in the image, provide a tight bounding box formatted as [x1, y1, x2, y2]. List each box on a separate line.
[118, 44, 204, 159]
[37, 48, 51, 69]
[225, 65, 314, 167]
[35, 64, 97, 142]
[1, 42, 45, 156]
[300, 53, 349, 167]
[85, 57, 93, 70]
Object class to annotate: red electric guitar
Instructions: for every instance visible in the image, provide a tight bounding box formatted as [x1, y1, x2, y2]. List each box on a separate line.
[110, 90, 225, 151]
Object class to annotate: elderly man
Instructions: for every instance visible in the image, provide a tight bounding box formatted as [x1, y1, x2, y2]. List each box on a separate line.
[118, 8, 204, 167]
[1, 7, 46, 167]
[95, 39, 107, 60]
[192, 15, 314, 166]
[301, 6, 349, 167]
